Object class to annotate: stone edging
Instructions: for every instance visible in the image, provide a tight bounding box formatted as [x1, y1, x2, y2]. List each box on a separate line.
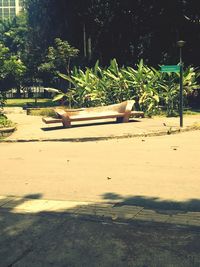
[0, 124, 199, 143]
[0, 126, 16, 137]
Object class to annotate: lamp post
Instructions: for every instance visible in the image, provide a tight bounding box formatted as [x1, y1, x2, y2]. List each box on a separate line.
[177, 40, 185, 127]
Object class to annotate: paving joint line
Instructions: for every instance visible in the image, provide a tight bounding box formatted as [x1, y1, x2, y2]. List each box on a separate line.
[7, 248, 33, 267]
[132, 207, 144, 218]
[1, 196, 200, 227]
[0, 198, 15, 208]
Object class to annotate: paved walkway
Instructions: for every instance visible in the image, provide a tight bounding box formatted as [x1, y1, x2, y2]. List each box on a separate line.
[1, 196, 200, 267]
[1, 195, 200, 227]
[2, 107, 200, 142]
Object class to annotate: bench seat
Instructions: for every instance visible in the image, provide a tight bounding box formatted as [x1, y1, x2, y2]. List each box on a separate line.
[42, 101, 144, 127]
[42, 112, 124, 124]
[42, 117, 63, 124]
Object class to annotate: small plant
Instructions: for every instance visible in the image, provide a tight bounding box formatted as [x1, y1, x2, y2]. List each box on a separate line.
[0, 114, 15, 128]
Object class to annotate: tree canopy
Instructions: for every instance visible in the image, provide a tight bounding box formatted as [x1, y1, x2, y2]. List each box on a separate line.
[1, 0, 200, 99]
[25, 0, 200, 67]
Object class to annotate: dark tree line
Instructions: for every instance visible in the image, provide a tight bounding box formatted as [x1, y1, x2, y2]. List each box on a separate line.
[25, 0, 200, 68]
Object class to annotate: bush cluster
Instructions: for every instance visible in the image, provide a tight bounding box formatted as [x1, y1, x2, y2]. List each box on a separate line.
[51, 59, 199, 116]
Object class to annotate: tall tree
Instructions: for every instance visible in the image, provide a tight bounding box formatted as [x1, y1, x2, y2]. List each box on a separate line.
[25, 0, 200, 67]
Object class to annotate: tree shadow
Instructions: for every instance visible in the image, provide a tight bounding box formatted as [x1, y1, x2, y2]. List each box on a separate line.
[0, 193, 43, 212]
[41, 126, 65, 131]
[101, 192, 200, 213]
[0, 194, 200, 267]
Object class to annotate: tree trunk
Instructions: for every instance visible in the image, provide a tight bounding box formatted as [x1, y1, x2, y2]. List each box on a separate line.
[16, 86, 21, 98]
[88, 36, 92, 61]
[83, 23, 87, 58]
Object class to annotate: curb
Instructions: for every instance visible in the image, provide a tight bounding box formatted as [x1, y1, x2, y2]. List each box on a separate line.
[0, 125, 200, 143]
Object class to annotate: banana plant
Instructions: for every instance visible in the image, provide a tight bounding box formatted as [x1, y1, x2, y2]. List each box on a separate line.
[122, 60, 160, 115]
[159, 73, 179, 116]
[59, 63, 106, 107]
[45, 59, 200, 116]
[159, 66, 199, 116]
[103, 59, 132, 104]
[44, 87, 75, 107]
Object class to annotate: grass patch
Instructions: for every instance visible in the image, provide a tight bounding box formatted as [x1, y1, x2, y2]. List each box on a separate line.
[0, 114, 15, 128]
[29, 108, 58, 118]
[183, 108, 200, 115]
[154, 108, 200, 118]
[189, 122, 200, 130]
[5, 98, 56, 108]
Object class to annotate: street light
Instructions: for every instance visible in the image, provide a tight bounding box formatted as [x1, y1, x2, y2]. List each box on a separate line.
[177, 40, 186, 127]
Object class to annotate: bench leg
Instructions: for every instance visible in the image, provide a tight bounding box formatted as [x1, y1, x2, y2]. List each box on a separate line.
[116, 117, 123, 123]
[122, 116, 130, 123]
[62, 116, 71, 128]
[116, 116, 130, 123]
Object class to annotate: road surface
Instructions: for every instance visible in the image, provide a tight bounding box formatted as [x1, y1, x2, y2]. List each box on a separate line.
[1, 130, 200, 204]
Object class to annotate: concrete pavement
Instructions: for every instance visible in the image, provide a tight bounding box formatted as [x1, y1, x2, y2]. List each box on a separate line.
[2, 107, 200, 142]
[1, 197, 200, 267]
[0, 195, 200, 227]
[0, 194, 200, 266]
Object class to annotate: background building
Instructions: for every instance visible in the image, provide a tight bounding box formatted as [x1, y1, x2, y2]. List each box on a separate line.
[0, 0, 23, 20]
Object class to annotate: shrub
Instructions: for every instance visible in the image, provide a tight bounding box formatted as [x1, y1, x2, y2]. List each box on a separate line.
[45, 59, 200, 117]
[0, 114, 15, 128]
[28, 108, 58, 118]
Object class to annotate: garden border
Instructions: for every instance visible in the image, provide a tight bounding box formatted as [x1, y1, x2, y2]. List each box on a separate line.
[0, 127, 16, 138]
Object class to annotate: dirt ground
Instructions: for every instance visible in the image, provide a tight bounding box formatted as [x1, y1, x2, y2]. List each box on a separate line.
[0, 130, 200, 204]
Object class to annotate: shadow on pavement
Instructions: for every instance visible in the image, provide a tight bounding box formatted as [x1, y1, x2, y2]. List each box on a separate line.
[101, 193, 200, 213]
[0, 194, 200, 267]
[41, 119, 141, 131]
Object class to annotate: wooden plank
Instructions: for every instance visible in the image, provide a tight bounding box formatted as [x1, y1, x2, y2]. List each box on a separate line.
[130, 111, 144, 118]
[69, 112, 125, 122]
[42, 117, 62, 124]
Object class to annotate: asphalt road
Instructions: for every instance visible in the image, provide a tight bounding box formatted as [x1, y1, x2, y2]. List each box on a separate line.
[0, 131, 200, 204]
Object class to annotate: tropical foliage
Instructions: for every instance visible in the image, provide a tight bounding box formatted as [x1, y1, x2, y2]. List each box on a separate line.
[46, 59, 199, 116]
[159, 67, 199, 116]
[0, 1, 200, 118]
[0, 43, 27, 95]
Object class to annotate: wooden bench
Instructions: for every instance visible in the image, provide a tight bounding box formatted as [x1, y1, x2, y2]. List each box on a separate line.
[42, 100, 144, 128]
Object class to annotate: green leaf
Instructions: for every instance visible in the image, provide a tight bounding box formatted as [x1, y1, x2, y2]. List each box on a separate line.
[94, 60, 100, 75]
[59, 73, 74, 83]
[153, 94, 159, 102]
[110, 58, 119, 75]
[85, 69, 90, 83]
[44, 87, 60, 93]
[53, 93, 65, 102]
[104, 71, 119, 81]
